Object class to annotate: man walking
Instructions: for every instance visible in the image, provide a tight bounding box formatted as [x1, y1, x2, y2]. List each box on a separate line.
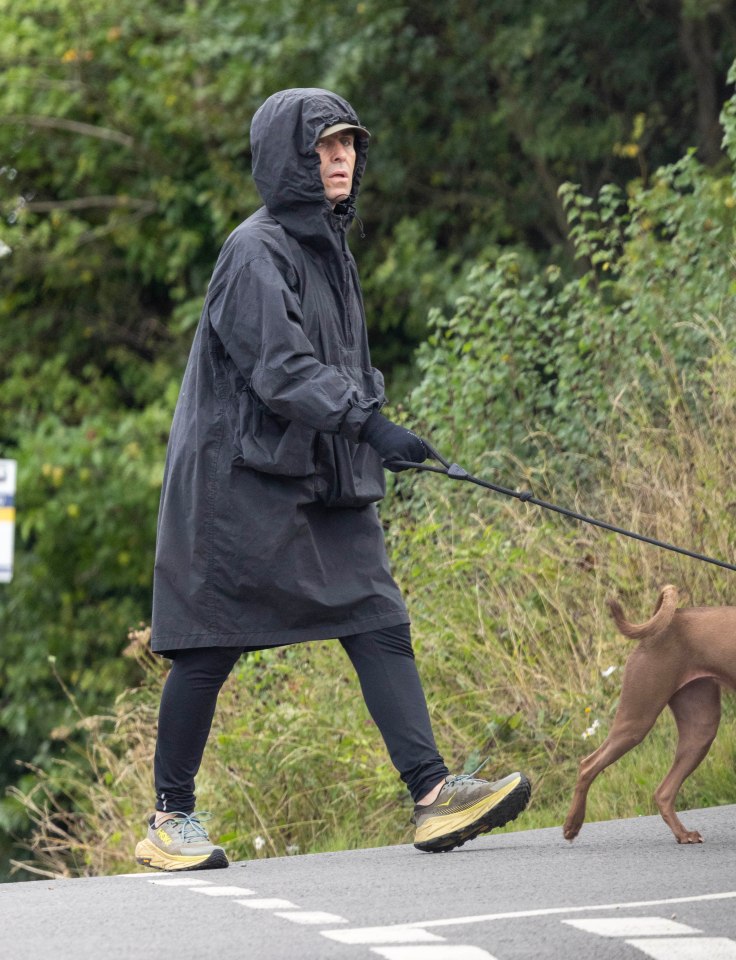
[134, 87, 530, 871]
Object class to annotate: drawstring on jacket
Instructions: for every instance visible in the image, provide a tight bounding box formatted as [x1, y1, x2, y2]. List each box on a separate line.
[333, 195, 366, 239]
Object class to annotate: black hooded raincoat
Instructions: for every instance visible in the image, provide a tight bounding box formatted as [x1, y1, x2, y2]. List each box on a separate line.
[150, 88, 408, 654]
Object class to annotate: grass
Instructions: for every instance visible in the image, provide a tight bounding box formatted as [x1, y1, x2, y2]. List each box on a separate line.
[9, 345, 736, 878]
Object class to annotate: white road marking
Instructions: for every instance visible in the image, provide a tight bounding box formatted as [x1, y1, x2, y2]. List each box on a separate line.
[323, 926, 445, 945]
[564, 917, 701, 937]
[188, 885, 256, 896]
[233, 898, 299, 909]
[627, 937, 736, 959]
[146, 877, 213, 887]
[275, 911, 348, 925]
[371, 947, 499, 960]
[398, 889, 736, 929]
[135, 863, 736, 960]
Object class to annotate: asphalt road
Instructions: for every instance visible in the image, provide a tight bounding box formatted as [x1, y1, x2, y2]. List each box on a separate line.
[2, 804, 736, 960]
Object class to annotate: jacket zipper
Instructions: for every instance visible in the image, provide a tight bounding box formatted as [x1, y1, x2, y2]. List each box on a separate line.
[338, 230, 356, 348]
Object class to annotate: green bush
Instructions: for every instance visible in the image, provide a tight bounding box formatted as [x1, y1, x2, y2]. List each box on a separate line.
[407, 140, 736, 476]
[0, 387, 175, 853]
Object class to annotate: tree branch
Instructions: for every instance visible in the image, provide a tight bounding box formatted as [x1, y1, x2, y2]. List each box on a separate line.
[0, 115, 134, 148]
[24, 195, 156, 213]
[678, 14, 723, 165]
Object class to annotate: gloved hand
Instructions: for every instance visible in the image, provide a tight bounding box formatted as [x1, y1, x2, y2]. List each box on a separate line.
[358, 411, 428, 472]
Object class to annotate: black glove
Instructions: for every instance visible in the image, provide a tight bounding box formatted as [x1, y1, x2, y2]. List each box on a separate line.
[358, 411, 428, 472]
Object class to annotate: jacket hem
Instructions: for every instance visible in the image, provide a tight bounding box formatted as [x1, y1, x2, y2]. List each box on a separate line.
[150, 607, 409, 653]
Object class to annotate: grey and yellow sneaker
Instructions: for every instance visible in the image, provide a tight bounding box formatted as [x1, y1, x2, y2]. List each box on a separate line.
[135, 812, 229, 871]
[413, 771, 531, 853]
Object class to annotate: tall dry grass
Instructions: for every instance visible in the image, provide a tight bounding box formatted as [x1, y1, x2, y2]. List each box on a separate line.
[10, 341, 736, 878]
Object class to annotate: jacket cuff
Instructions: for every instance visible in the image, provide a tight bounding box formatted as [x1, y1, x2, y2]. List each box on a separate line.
[339, 401, 381, 442]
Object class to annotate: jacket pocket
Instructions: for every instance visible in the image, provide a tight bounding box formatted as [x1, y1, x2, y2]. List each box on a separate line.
[313, 364, 387, 507]
[233, 387, 317, 478]
[314, 434, 386, 508]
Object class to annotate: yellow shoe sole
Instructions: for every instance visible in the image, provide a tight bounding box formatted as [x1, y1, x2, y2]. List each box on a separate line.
[134, 837, 229, 872]
[414, 773, 531, 853]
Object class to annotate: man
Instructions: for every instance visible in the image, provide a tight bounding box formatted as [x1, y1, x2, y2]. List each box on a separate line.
[134, 88, 530, 872]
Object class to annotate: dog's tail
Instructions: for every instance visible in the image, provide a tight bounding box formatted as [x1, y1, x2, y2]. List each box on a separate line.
[607, 584, 679, 641]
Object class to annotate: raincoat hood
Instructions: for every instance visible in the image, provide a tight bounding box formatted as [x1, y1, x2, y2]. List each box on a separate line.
[250, 88, 369, 249]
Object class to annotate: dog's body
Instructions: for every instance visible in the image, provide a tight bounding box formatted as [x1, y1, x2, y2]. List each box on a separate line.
[563, 584, 736, 844]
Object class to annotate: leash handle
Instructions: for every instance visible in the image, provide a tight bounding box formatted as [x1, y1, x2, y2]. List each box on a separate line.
[387, 441, 736, 574]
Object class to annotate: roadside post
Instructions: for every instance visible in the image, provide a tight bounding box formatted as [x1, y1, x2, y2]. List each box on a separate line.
[0, 459, 17, 583]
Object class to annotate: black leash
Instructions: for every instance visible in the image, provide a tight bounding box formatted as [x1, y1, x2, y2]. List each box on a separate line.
[389, 441, 736, 573]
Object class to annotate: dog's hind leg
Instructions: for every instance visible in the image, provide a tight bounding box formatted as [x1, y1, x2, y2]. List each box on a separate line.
[654, 677, 721, 844]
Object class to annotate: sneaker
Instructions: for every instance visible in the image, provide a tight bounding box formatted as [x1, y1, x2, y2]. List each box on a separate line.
[134, 811, 229, 871]
[413, 770, 531, 853]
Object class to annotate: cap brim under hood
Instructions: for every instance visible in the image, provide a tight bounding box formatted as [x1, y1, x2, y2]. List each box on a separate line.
[319, 121, 370, 140]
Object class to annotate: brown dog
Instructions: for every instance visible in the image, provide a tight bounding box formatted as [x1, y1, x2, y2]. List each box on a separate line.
[563, 584, 734, 844]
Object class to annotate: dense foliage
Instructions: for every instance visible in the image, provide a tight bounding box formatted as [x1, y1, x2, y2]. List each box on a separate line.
[1, 0, 735, 876]
[409, 153, 736, 471]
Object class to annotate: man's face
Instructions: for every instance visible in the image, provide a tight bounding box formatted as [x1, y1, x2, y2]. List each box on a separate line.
[316, 131, 357, 206]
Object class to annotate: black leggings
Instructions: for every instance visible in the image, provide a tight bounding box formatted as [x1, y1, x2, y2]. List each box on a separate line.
[153, 623, 449, 814]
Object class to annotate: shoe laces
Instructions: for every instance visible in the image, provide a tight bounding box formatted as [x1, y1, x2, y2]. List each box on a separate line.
[168, 811, 212, 842]
[412, 758, 491, 822]
[444, 757, 490, 788]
